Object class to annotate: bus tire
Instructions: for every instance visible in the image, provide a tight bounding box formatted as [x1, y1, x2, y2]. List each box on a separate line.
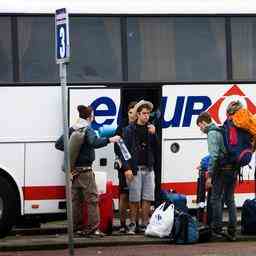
[0, 177, 19, 238]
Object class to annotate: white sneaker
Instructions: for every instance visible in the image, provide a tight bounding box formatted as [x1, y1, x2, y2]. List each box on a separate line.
[127, 223, 136, 235]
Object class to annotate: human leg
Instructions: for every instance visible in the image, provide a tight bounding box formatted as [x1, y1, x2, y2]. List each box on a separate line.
[211, 174, 224, 233]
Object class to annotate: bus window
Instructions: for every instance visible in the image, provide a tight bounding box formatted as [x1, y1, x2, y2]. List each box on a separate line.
[231, 17, 256, 81]
[17, 16, 58, 82]
[68, 17, 122, 82]
[0, 17, 13, 82]
[127, 17, 226, 82]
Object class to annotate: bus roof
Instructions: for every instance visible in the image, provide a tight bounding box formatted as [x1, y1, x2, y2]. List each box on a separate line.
[1, 0, 256, 15]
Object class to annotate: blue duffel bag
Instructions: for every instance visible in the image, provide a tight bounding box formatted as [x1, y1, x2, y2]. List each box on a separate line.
[160, 189, 188, 213]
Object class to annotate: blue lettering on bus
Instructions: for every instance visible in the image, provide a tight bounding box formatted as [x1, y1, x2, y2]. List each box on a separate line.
[89, 95, 212, 129]
[161, 96, 185, 128]
[90, 96, 116, 129]
[182, 96, 212, 127]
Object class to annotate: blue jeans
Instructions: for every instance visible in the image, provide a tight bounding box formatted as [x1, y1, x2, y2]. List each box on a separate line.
[211, 170, 237, 232]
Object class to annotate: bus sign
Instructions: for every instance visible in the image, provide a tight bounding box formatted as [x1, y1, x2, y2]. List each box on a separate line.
[55, 8, 70, 63]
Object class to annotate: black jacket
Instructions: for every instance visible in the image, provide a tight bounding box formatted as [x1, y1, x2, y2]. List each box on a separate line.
[55, 126, 109, 166]
[121, 123, 159, 174]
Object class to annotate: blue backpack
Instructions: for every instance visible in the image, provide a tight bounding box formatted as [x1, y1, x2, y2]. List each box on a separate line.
[218, 119, 253, 167]
[172, 211, 199, 244]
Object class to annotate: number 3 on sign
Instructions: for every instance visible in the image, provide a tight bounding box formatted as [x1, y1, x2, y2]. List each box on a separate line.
[59, 26, 66, 58]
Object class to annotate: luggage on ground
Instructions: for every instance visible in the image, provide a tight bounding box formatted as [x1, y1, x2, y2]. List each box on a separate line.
[145, 201, 175, 238]
[198, 222, 212, 243]
[171, 211, 199, 244]
[241, 167, 256, 235]
[83, 181, 114, 234]
[241, 198, 256, 235]
[161, 189, 188, 213]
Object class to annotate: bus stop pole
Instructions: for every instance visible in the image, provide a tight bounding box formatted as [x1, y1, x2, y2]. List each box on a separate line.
[60, 62, 75, 256]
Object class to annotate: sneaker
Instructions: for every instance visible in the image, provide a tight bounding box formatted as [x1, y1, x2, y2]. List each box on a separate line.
[90, 229, 105, 237]
[119, 226, 127, 234]
[138, 224, 147, 233]
[127, 223, 136, 235]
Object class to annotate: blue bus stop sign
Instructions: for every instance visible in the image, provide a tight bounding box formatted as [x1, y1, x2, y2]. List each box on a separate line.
[55, 8, 70, 63]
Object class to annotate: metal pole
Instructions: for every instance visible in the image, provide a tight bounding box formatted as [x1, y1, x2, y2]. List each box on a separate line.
[60, 63, 74, 256]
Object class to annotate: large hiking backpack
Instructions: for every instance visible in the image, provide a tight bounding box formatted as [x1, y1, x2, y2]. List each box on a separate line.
[231, 107, 256, 138]
[218, 119, 253, 168]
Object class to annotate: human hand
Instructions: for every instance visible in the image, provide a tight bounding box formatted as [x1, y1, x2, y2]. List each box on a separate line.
[125, 170, 134, 183]
[148, 124, 156, 134]
[109, 135, 121, 143]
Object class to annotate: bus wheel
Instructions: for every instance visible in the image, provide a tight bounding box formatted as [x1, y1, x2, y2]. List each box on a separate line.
[0, 178, 19, 238]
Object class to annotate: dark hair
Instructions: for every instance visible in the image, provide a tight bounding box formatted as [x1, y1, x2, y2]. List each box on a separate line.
[127, 101, 137, 111]
[137, 104, 151, 113]
[77, 105, 93, 120]
[196, 112, 212, 125]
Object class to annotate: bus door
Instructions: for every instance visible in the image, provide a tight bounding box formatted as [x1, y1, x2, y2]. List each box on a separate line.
[121, 86, 162, 204]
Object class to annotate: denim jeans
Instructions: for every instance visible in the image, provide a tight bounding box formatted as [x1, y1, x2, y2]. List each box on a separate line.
[211, 170, 237, 232]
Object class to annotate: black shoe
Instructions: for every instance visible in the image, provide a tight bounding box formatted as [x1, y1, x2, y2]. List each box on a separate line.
[227, 229, 236, 241]
[74, 230, 91, 238]
[211, 229, 226, 240]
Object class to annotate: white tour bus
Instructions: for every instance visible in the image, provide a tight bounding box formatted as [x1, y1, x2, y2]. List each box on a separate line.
[0, 0, 256, 237]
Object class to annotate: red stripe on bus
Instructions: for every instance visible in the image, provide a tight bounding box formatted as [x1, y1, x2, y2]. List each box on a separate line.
[23, 180, 256, 200]
[160, 180, 256, 195]
[23, 186, 66, 200]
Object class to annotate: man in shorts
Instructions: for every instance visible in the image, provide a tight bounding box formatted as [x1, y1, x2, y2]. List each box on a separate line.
[121, 100, 158, 234]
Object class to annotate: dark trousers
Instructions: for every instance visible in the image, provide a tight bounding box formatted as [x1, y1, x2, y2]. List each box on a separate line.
[211, 170, 237, 232]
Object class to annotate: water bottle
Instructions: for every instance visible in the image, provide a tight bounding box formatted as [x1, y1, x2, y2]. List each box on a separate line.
[117, 139, 131, 161]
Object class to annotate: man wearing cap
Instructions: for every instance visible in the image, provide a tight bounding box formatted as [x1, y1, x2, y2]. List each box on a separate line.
[55, 105, 120, 237]
[121, 100, 158, 234]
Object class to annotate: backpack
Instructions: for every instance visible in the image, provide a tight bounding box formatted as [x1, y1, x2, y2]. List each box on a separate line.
[217, 119, 253, 168]
[171, 211, 199, 244]
[231, 107, 256, 138]
[69, 127, 88, 170]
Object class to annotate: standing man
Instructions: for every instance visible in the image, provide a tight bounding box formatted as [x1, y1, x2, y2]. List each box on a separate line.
[121, 100, 158, 234]
[114, 101, 137, 233]
[196, 111, 237, 241]
[55, 105, 120, 237]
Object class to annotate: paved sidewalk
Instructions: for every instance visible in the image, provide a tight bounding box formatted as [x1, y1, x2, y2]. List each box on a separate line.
[1, 222, 256, 252]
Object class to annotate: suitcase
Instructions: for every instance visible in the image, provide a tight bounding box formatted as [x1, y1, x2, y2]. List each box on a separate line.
[83, 181, 114, 234]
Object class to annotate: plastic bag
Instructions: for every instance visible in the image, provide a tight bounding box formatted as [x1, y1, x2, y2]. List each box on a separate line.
[145, 202, 174, 238]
